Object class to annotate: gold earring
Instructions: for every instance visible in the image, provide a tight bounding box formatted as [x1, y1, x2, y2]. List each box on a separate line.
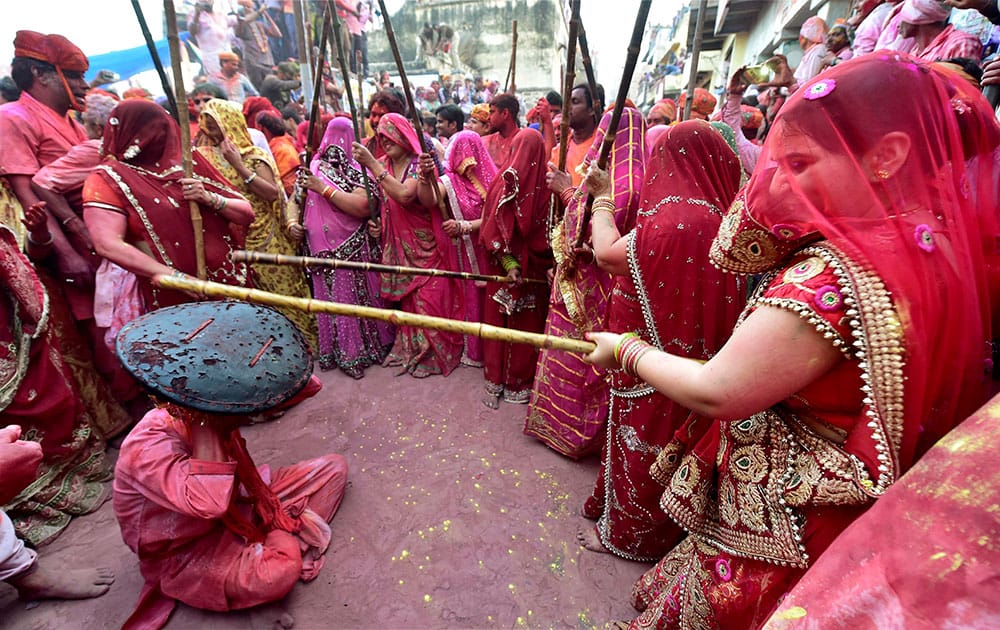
[876, 169, 890, 180]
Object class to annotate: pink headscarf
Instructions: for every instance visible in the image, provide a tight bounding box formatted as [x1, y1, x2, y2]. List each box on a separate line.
[799, 16, 829, 45]
[899, 0, 950, 24]
[444, 130, 497, 219]
[644, 124, 668, 160]
[376, 112, 422, 155]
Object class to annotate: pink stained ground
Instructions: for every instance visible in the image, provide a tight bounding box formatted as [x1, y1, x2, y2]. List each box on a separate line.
[1, 362, 649, 628]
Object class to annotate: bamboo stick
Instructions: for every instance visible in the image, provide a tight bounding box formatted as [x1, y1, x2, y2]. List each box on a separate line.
[375, 0, 436, 164]
[573, 0, 651, 251]
[132, 0, 177, 121]
[576, 18, 603, 125]
[305, 2, 332, 166]
[231, 250, 546, 285]
[683, 0, 709, 121]
[163, 0, 206, 280]
[508, 20, 519, 91]
[155, 275, 594, 354]
[327, 1, 378, 220]
[557, 0, 580, 173]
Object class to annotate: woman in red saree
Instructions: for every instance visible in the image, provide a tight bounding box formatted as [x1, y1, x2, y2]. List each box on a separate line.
[0, 214, 110, 546]
[585, 53, 998, 628]
[353, 112, 464, 377]
[523, 108, 646, 459]
[479, 129, 554, 407]
[417, 129, 498, 366]
[83, 99, 254, 314]
[578, 120, 747, 561]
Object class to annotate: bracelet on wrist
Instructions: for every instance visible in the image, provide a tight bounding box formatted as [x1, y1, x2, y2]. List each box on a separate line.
[61, 215, 80, 226]
[27, 232, 53, 247]
[376, 170, 391, 184]
[559, 188, 575, 207]
[613, 332, 639, 365]
[500, 253, 521, 273]
[243, 172, 258, 186]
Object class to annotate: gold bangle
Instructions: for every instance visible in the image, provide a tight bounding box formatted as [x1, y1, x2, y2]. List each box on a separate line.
[376, 170, 390, 184]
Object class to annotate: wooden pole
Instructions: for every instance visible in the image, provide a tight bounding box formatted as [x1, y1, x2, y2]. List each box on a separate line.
[163, 0, 206, 280]
[328, 2, 378, 220]
[576, 19, 603, 125]
[683, 0, 709, 121]
[573, 0, 651, 250]
[131, 0, 177, 121]
[231, 250, 547, 285]
[509, 20, 518, 91]
[557, 0, 580, 172]
[293, 0, 313, 107]
[504, 20, 518, 91]
[375, 0, 436, 165]
[305, 3, 332, 167]
[155, 275, 595, 354]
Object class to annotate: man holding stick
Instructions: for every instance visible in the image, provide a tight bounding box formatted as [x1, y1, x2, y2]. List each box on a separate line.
[546, 84, 600, 197]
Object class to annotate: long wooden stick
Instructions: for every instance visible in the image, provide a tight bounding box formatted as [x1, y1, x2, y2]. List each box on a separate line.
[293, 0, 313, 107]
[576, 18, 603, 125]
[155, 275, 594, 354]
[504, 20, 518, 91]
[557, 0, 580, 173]
[164, 0, 206, 280]
[231, 250, 546, 285]
[328, 2, 378, 220]
[132, 0, 177, 121]
[305, 2, 332, 167]
[573, 0, 651, 251]
[509, 20, 519, 91]
[375, 0, 435, 164]
[683, 0, 709, 121]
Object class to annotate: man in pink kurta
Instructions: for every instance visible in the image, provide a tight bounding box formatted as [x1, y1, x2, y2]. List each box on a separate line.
[112, 300, 346, 629]
[114, 408, 348, 628]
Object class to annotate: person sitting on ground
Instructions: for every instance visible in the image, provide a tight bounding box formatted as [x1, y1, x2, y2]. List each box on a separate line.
[114, 301, 347, 629]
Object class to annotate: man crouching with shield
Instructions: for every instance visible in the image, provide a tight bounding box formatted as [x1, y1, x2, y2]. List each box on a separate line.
[112, 301, 347, 629]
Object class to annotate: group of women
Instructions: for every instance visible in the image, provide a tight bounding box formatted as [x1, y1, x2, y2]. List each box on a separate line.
[16, 48, 995, 626]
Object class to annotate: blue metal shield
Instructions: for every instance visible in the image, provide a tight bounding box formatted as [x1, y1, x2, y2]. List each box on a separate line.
[116, 301, 313, 414]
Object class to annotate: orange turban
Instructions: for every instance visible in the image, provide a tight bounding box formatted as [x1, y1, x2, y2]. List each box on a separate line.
[218, 51, 240, 63]
[13, 31, 88, 72]
[649, 98, 677, 123]
[677, 88, 717, 120]
[470, 103, 490, 123]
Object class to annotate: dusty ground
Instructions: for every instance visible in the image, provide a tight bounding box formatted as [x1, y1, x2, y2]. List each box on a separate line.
[1, 363, 650, 629]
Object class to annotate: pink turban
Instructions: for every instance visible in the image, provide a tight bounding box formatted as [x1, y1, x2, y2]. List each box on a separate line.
[900, 0, 951, 24]
[799, 17, 829, 45]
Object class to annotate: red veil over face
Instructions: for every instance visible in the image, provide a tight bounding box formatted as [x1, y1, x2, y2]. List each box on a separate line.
[712, 52, 999, 494]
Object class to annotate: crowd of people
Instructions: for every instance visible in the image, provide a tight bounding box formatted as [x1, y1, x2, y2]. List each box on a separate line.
[1, 0, 1000, 626]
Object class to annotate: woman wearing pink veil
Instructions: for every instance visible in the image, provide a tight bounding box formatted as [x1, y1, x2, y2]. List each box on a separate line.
[301, 117, 395, 378]
[523, 108, 646, 459]
[353, 113, 464, 377]
[417, 130, 497, 365]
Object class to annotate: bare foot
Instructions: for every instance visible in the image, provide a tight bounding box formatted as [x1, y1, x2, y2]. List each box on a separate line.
[576, 526, 609, 554]
[482, 393, 500, 410]
[10, 557, 114, 600]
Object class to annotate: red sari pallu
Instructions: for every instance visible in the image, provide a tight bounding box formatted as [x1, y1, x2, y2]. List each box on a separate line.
[627, 54, 998, 629]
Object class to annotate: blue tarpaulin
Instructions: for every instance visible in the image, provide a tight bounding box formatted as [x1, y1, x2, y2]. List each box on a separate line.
[84, 32, 194, 82]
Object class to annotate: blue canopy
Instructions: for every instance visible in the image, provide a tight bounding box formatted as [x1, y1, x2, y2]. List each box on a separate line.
[85, 31, 195, 82]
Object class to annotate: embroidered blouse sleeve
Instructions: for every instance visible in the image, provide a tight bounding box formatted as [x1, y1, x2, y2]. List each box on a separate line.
[755, 254, 852, 356]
